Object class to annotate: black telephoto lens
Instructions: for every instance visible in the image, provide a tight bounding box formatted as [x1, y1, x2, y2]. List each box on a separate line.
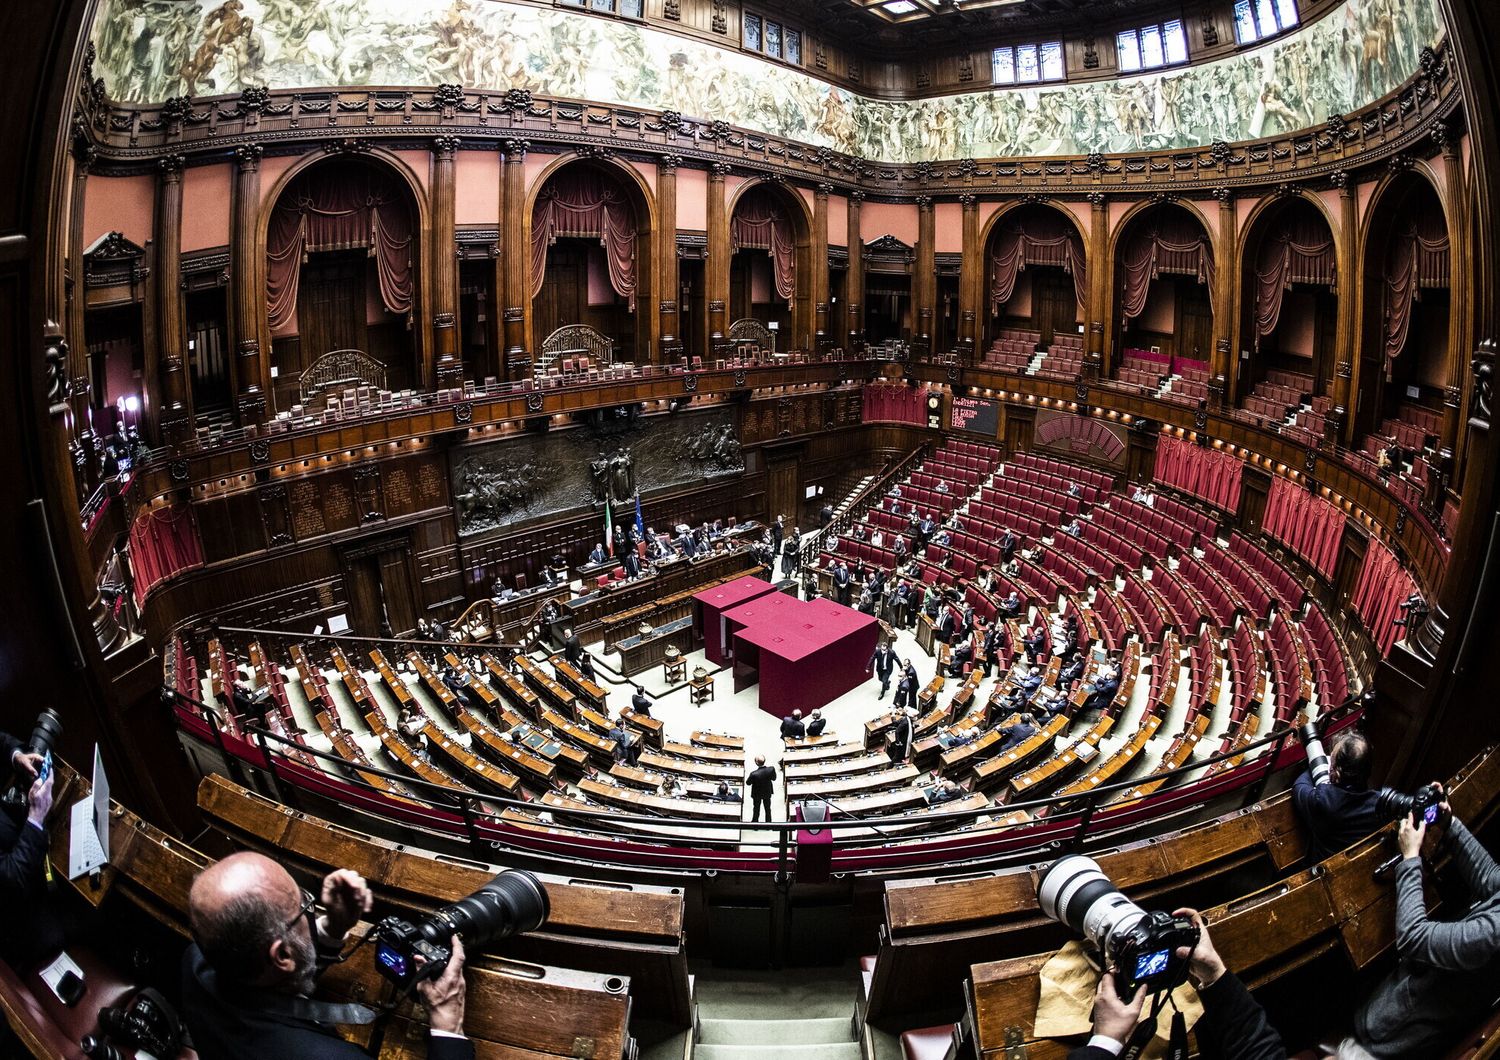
[422, 870, 550, 949]
[27, 708, 63, 757]
[80, 1036, 124, 1060]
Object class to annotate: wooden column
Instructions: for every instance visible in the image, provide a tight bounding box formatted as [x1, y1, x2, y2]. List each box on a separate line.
[1330, 178, 1358, 443]
[1087, 192, 1109, 378]
[958, 195, 979, 354]
[1438, 128, 1470, 461]
[430, 135, 463, 390]
[915, 196, 935, 344]
[499, 138, 529, 375]
[656, 155, 681, 362]
[846, 192, 864, 346]
[707, 162, 730, 344]
[1212, 189, 1239, 408]
[812, 183, 831, 352]
[154, 154, 192, 445]
[65, 138, 97, 491]
[230, 143, 267, 424]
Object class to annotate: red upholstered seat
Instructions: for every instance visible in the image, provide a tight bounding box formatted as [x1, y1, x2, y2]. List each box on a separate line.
[900, 1025, 957, 1060]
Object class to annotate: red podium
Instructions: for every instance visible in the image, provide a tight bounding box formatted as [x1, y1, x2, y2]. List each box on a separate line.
[725, 595, 879, 718]
[692, 575, 778, 666]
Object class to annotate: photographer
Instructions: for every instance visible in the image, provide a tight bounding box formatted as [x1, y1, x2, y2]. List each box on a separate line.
[183, 852, 472, 1059]
[0, 734, 55, 965]
[1291, 730, 1386, 862]
[1338, 786, 1500, 1058]
[1070, 908, 1283, 1060]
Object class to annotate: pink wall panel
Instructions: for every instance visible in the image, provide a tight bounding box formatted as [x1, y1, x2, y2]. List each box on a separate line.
[524, 152, 562, 200]
[861, 201, 918, 246]
[394, 150, 432, 192]
[455, 150, 501, 224]
[83, 174, 154, 247]
[828, 194, 847, 247]
[258, 154, 298, 207]
[676, 167, 708, 231]
[181, 164, 230, 252]
[933, 203, 963, 253]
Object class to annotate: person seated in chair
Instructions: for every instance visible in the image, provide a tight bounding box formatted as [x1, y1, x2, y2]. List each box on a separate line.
[1059, 651, 1087, 692]
[948, 640, 974, 677]
[1083, 666, 1121, 713]
[1019, 665, 1044, 699]
[928, 779, 965, 805]
[183, 853, 473, 1060]
[805, 710, 827, 738]
[588, 542, 608, 566]
[1000, 591, 1024, 619]
[997, 713, 1038, 754]
[935, 479, 950, 494]
[1022, 624, 1050, 663]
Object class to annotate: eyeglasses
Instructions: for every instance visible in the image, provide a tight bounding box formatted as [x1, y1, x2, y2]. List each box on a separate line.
[284, 887, 323, 936]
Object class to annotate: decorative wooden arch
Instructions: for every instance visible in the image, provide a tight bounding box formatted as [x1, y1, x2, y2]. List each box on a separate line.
[299, 349, 389, 403]
[537, 324, 616, 373]
[256, 149, 430, 410]
[727, 318, 776, 353]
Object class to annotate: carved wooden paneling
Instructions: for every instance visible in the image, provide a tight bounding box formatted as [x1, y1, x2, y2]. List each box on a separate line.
[258, 484, 294, 548]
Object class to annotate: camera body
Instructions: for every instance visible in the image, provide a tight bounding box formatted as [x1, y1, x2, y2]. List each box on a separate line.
[373, 869, 549, 988]
[1038, 856, 1201, 998]
[1377, 782, 1445, 826]
[95, 988, 184, 1057]
[5, 707, 62, 806]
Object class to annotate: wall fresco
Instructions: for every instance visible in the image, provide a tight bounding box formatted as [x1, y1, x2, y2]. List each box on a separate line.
[91, 0, 1442, 162]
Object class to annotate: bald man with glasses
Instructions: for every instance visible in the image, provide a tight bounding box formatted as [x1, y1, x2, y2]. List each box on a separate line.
[181, 851, 472, 1059]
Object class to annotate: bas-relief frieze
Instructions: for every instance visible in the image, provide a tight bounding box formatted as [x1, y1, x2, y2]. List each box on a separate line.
[450, 408, 744, 536]
[92, 0, 1442, 163]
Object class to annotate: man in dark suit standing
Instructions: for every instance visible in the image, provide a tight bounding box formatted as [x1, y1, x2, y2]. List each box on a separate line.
[1000, 529, 1017, 564]
[889, 708, 916, 763]
[771, 515, 785, 555]
[833, 561, 852, 606]
[1289, 731, 1386, 862]
[746, 756, 777, 823]
[780, 710, 806, 740]
[182, 853, 473, 1060]
[630, 686, 653, 718]
[870, 642, 899, 699]
[621, 548, 641, 579]
[893, 663, 919, 712]
[562, 628, 583, 667]
[981, 623, 1006, 678]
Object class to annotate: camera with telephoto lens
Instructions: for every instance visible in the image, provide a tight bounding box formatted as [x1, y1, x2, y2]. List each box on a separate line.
[1298, 722, 1332, 786]
[373, 870, 549, 988]
[4, 707, 62, 806]
[94, 988, 184, 1057]
[1038, 855, 1200, 998]
[1376, 783, 1445, 827]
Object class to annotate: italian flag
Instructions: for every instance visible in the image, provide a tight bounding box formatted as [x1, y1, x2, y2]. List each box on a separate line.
[604, 500, 615, 557]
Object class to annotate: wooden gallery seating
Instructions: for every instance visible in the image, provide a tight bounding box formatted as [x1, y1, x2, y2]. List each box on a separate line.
[867, 745, 1500, 1054]
[11, 760, 640, 1060]
[196, 773, 692, 1033]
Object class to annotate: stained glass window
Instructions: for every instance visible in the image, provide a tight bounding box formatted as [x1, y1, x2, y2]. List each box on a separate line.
[1120, 21, 1187, 70]
[744, 12, 761, 51]
[1015, 44, 1039, 82]
[994, 42, 1063, 84]
[1234, 0, 1299, 42]
[1116, 31, 1142, 72]
[766, 20, 781, 59]
[786, 28, 802, 65]
[1039, 42, 1064, 81]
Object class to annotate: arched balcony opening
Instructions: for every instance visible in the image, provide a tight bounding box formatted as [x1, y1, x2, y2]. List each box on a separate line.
[1112, 203, 1216, 398]
[529, 158, 655, 367]
[1356, 174, 1451, 467]
[728, 182, 812, 352]
[1236, 197, 1339, 429]
[981, 203, 1088, 378]
[264, 156, 421, 414]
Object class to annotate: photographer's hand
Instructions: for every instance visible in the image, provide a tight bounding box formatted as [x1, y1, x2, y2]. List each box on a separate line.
[1089, 971, 1146, 1046]
[1397, 814, 1427, 860]
[319, 868, 373, 940]
[25, 772, 53, 830]
[416, 935, 467, 1037]
[1172, 908, 1226, 990]
[11, 750, 42, 780]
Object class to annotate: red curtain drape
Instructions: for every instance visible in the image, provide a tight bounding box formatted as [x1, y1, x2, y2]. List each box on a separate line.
[1382, 209, 1451, 368]
[1152, 435, 1242, 510]
[1351, 539, 1416, 656]
[1262, 475, 1343, 577]
[861, 384, 927, 425]
[732, 197, 796, 301]
[1119, 214, 1215, 320]
[1252, 214, 1337, 349]
[989, 216, 1087, 314]
[266, 167, 414, 330]
[128, 504, 205, 603]
[530, 170, 639, 303]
